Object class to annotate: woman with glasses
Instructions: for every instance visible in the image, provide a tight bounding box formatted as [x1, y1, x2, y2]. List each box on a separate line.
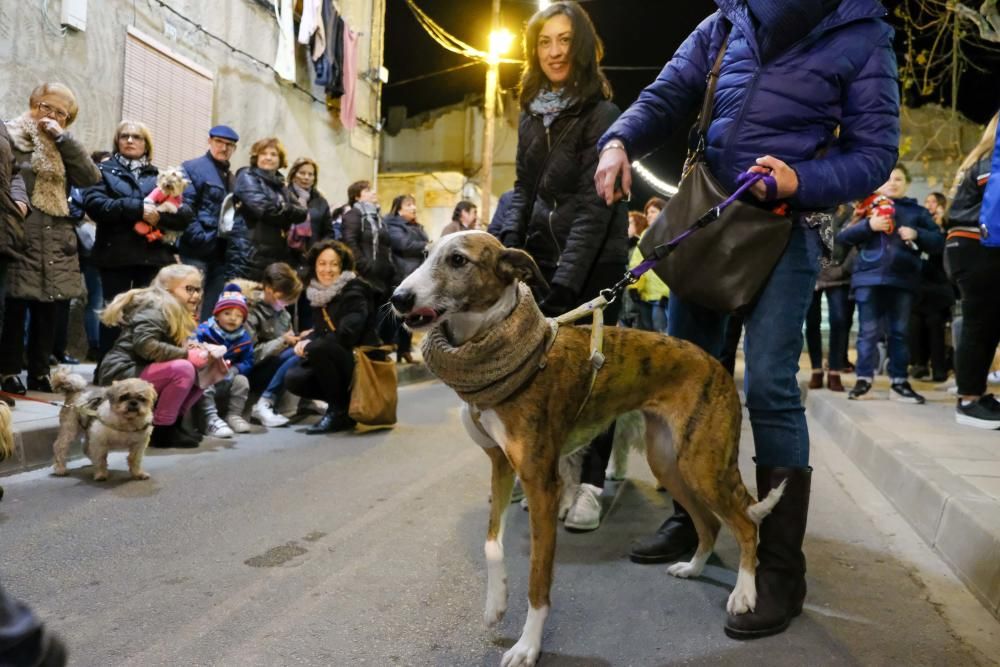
[83, 121, 194, 361]
[0, 82, 100, 395]
[97, 264, 207, 448]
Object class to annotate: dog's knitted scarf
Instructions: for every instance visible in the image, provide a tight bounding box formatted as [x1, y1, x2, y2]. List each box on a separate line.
[421, 283, 553, 409]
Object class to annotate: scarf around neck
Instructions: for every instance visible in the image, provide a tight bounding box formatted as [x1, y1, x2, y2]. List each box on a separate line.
[306, 271, 357, 308]
[5, 113, 69, 217]
[115, 152, 150, 178]
[208, 317, 246, 343]
[529, 88, 574, 128]
[421, 283, 554, 409]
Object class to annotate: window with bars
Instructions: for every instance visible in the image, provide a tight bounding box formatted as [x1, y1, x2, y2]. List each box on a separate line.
[121, 27, 214, 170]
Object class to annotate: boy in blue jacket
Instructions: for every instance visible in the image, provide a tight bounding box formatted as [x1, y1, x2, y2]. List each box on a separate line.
[195, 283, 254, 438]
[837, 164, 944, 402]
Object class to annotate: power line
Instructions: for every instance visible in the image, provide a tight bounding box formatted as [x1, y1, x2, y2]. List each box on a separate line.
[387, 61, 481, 87]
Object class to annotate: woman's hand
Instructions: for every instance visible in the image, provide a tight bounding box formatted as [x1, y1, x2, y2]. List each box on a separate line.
[898, 226, 918, 242]
[37, 118, 64, 140]
[142, 204, 160, 225]
[294, 340, 310, 357]
[14, 201, 28, 218]
[748, 156, 798, 200]
[869, 213, 893, 233]
[282, 331, 300, 346]
[594, 144, 632, 206]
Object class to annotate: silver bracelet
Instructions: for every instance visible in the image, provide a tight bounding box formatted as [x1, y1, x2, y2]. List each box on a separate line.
[599, 141, 626, 157]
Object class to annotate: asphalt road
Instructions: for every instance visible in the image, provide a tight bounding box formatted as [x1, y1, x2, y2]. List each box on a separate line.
[0, 380, 995, 666]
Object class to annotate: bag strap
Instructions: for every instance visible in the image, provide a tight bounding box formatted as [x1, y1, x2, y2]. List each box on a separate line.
[687, 28, 731, 165]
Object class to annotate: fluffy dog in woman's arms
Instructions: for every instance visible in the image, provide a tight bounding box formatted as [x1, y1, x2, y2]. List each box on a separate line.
[51, 370, 157, 481]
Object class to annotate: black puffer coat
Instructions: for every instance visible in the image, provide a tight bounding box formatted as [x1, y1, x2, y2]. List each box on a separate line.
[341, 205, 395, 296]
[385, 213, 429, 283]
[228, 166, 307, 281]
[501, 97, 628, 293]
[83, 157, 193, 268]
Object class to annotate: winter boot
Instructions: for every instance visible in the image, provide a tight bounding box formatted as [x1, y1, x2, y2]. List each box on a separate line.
[725, 466, 811, 639]
[826, 371, 844, 392]
[807, 370, 823, 390]
[629, 499, 699, 564]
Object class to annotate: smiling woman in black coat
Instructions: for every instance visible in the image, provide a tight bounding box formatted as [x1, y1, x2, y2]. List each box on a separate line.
[83, 121, 193, 359]
[226, 137, 307, 282]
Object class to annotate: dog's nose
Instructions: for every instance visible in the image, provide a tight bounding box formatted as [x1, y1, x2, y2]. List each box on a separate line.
[391, 288, 415, 314]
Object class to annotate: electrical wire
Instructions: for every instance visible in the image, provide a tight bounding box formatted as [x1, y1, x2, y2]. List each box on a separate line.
[387, 61, 481, 87]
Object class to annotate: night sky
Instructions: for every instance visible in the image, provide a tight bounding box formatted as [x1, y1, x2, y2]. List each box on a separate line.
[383, 0, 1000, 201]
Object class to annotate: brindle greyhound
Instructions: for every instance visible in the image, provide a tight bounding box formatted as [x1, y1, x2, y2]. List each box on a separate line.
[391, 231, 783, 667]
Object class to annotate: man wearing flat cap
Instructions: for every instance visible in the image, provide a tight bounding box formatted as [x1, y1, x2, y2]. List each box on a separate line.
[180, 125, 240, 319]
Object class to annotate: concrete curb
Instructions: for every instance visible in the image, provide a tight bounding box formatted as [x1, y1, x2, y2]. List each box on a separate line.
[807, 389, 1000, 619]
[1, 363, 439, 479]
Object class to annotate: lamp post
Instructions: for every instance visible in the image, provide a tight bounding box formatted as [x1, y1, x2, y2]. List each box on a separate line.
[481, 2, 513, 227]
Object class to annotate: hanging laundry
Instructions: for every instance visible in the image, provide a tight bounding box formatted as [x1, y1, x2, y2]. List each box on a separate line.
[273, 0, 296, 82]
[340, 25, 359, 129]
[323, 1, 346, 96]
[298, 0, 322, 46]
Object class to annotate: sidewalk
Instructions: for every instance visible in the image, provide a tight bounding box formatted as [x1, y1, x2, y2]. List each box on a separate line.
[0, 360, 435, 478]
[803, 372, 1000, 621]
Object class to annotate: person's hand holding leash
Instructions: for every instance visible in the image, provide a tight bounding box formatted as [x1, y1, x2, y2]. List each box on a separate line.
[748, 156, 798, 201]
[595, 141, 631, 206]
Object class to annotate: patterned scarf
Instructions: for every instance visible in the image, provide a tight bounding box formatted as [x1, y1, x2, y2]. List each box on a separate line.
[421, 283, 555, 409]
[528, 87, 574, 128]
[115, 152, 150, 179]
[5, 113, 68, 217]
[306, 271, 357, 308]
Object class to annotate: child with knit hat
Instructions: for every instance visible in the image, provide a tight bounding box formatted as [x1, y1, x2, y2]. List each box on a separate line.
[194, 284, 255, 438]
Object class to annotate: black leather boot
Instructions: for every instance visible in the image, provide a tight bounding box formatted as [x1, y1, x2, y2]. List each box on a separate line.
[629, 499, 699, 564]
[725, 466, 812, 640]
[305, 408, 356, 435]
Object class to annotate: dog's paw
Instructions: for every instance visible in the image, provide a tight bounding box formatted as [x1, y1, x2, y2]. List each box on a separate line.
[93, 472, 108, 482]
[727, 569, 757, 615]
[52, 466, 68, 477]
[500, 640, 540, 667]
[131, 471, 151, 481]
[484, 596, 507, 627]
[666, 560, 704, 579]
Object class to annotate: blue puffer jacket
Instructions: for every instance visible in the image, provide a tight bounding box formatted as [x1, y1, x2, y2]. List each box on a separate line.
[178, 152, 233, 261]
[836, 197, 944, 292]
[599, 0, 900, 210]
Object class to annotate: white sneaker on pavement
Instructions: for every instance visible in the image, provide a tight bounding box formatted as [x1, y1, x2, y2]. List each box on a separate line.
[252, 398, 289, 427]
[564, 483, 603, 532]
[226, 415, 252, 433]
[205, 416, 234, 439]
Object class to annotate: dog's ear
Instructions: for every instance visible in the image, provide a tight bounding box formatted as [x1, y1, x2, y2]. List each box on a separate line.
[496, 248, 548, 292]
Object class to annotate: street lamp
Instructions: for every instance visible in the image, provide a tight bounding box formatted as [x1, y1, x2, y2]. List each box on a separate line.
[481, 10, 513, 226]
[539, 0, 552, 9]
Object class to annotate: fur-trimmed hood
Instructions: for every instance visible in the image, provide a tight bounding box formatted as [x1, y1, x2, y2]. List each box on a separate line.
[5, 113, 68, 217]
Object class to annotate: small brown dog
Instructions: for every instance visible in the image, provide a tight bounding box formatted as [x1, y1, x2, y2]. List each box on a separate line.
[51, 370, 157, 481]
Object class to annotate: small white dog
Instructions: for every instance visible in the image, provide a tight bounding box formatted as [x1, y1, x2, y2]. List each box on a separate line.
[51, 370, 157, 481]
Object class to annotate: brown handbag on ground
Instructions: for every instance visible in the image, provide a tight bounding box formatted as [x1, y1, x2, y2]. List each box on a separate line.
[638, 29, 793, 314]
[348, 345, 398, 426]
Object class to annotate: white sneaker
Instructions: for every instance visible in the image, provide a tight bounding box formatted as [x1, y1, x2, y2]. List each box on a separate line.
[205, 416, 234, 439]
[563, 483, 603, 532]
[252, 398, 289, 427]
[227, 415, 252, 433]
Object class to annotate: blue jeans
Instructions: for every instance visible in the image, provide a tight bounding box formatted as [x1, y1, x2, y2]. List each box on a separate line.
[854, 286, 914, 381]
[261, 347, 300, 400]
[668, 225, 821, 468]
[636, 300, 668, 334]
[181, 255, 227, 322]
